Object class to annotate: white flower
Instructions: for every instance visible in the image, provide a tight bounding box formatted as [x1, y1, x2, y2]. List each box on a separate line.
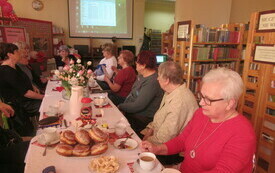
[77, 59, 81, 64]
[69, 77, 79, 86]
[87, 61, 92, 66]
[54, 70, 60, 76]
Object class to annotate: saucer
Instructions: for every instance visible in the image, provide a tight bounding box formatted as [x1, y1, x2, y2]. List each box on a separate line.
[94, 101, 109, 107]
[133, 160, 162, 173]
[114, 138, 138, 150]
[36, 134, 60, 145]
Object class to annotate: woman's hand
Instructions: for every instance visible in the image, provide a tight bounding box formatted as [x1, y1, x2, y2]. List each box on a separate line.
[141, 141, 157, 153]
[111, 66, 119, 74]
[143, 128, 153, 140]
[33, 85, 40, 94]
[104, 75, 110, 83]
[0, 102, 14, 117]
[141, 141, 168, 155]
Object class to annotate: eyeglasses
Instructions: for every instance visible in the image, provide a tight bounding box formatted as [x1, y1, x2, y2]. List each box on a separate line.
[197, 92, 224, 106]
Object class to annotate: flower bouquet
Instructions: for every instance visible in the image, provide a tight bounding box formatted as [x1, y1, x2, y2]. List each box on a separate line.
[55, 59, 92, 99]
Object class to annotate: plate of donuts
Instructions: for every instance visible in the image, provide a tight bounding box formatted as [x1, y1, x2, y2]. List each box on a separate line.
[55, 127, 109, 157]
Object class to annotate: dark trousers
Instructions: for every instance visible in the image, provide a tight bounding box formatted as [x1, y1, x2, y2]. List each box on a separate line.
[0, 141, 30, 173]
[108, 92, 125, 106]
[125, 113, 153, 137]
[96, 80, 110, 90]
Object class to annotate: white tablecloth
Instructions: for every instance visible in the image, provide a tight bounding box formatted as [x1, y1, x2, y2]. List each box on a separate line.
[24, 81, 143, 173]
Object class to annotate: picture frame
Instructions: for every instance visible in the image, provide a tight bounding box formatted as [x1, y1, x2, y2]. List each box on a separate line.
[0, 26, 26, 43]
[256, 10, 275, 32]
[177, 20, 191, 41]
[253, 44, 275, 63]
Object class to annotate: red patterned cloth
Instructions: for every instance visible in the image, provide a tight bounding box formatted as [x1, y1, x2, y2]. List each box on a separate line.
[127, 162, 135, 173]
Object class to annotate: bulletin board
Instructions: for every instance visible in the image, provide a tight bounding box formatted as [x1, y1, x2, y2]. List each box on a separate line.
[12, 18, 53, 58]
[0, 26, 26, 43]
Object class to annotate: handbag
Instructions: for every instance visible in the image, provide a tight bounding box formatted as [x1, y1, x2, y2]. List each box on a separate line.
[0, 126, 23, 148]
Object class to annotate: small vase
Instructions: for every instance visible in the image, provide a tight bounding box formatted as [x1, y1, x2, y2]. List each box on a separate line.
[62, 86, 71, 100]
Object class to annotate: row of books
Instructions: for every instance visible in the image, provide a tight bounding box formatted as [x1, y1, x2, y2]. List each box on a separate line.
[193, 25, 241, 43]
[249, 62, 260, 70]
[247, 76, 258, 83]
[191, 62, 236, 77]
[192, 47, 239, 60]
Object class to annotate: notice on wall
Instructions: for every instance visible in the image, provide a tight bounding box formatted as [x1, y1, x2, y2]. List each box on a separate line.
[254, 45, 275, 63]
[4, 27, 26, 43]
[257, 10, 275, 32]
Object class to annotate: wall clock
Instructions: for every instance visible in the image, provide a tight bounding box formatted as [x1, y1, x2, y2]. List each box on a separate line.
[32, 0, 44, 11]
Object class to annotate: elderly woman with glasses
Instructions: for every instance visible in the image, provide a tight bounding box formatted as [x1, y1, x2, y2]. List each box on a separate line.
[141, 67, 256, 172]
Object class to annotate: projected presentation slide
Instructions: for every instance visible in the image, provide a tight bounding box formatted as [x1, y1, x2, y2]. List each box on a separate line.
[80, 0, 116, 26]
[69, 0, 133, 38]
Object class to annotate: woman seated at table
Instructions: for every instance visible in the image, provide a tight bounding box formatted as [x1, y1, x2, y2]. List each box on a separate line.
[0, 43, 44, 136]
[14, 41, 47, 93]
[94, 43, 117, 90]
[104, 50, 136, 105]
[118, 50, 164, 134]
[142, 67, 256, 172]
[0, 101, 30, 173]
[55, 45, 77, 68]
[140, 61, 198, 165]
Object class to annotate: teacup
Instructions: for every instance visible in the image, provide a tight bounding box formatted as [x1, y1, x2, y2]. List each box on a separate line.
[115, 123, 127, 136]
[88, 78, 96, 88]
[38, 127, 58, 145]
[94, 96, 107, 106]
[46, 105, 59, 116]
[139, 152, 156, 171]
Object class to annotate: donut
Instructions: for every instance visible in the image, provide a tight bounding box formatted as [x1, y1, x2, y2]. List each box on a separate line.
[60, 130, 77, 145]
[75, 129, 91, 145]
[90, 142, 108, 156]
[56, 143, 73, 156]
[72, 144, 90, 157]
[88, 127, 108, 143]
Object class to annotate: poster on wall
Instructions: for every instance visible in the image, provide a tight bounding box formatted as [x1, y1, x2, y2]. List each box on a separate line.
[254, 44, 275, 63]
[177, 20, 191, 41]
[257, 10, 275, 32]
[0, 27, 26, 43]
[33, 37, 48, 51]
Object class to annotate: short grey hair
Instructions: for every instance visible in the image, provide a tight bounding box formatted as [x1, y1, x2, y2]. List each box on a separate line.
[158, 61, 184, 85]
[202, 67, 243, 101]
[59, 45, 69, 52]
[102, 43, 115, 56]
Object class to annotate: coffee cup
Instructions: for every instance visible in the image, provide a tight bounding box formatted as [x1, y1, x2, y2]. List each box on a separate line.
[38, 127, 58, 145]
[94, 96, 107, 107]
[138, 152, 156, 171]
[115, 123, 127, 136]
[46, 105, 59, 116]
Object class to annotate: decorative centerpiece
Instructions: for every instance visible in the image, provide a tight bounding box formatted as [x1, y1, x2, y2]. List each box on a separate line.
[55, 59, 92, 99]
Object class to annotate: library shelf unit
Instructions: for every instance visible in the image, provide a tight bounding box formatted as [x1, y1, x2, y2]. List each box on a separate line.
[161, 32, 173, 54]
[237, 10, 275, 173]
[174, 21, 246, 94]
[150, 29, 162, 54]
[52, 33, 65, 56]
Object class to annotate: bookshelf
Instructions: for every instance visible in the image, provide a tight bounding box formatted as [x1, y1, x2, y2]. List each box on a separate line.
[174, 21, 245, 94]
[238, 10, 275, 173]
[150, 29, 162, 54]
[161, 32, 173, 54]
[52, 25, 65, 56]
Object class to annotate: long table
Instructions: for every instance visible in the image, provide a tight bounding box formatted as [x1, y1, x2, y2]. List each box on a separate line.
[24, 81, 143, 173]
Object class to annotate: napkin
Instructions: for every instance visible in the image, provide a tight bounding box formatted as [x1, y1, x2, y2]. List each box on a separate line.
[52, 86, 64, 92]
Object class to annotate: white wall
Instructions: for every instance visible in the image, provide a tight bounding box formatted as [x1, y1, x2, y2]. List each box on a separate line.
[144, 1, 175, 32]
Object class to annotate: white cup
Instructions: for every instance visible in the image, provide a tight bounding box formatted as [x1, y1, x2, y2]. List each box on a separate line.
[115, 123, 126, 136]
[94, 96, 107, 106]
[139, 152, 156, 171]
[46, 105, 59, 116]
[88, 78, 96, 88]
[38, 127, 58, 145]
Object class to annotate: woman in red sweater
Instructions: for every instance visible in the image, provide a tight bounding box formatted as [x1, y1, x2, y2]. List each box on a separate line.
[142, 67, 256, 172]
[104, 50, 136, 105]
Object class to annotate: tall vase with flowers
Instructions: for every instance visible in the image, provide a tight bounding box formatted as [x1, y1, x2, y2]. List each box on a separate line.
[55, 59, 92, 99]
